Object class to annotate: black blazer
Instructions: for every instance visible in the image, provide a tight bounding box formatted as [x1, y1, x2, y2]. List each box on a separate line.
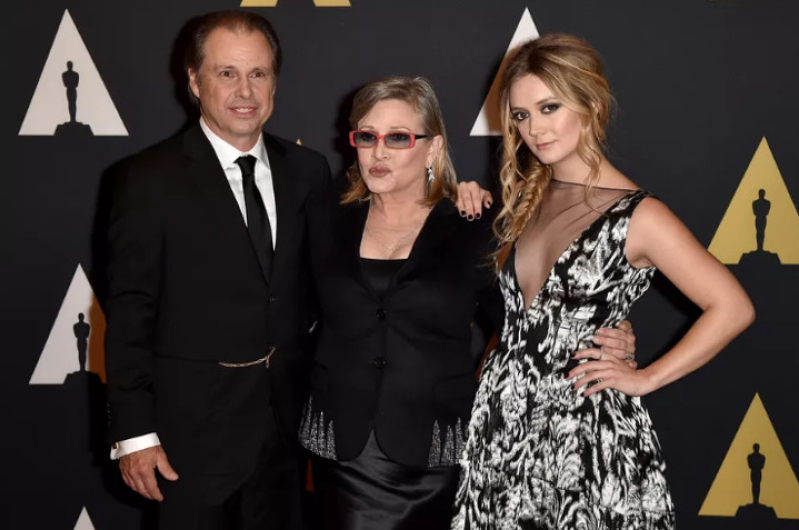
[299, 195, 502, 468]
[105, 124, 330, 500]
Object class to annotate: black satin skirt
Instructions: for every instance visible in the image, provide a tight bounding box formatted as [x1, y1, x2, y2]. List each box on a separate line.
[312, 431, 460, 530]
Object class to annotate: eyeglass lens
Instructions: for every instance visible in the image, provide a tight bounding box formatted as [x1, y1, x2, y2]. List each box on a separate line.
[353, 132, 414, 149]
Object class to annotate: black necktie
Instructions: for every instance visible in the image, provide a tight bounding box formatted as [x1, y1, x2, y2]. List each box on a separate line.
[237, 155, 273, 279]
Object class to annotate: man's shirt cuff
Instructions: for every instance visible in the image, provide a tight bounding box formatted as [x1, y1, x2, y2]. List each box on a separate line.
[110, 433, 161, 460]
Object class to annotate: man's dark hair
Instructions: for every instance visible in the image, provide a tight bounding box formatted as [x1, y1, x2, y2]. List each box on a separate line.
[184, 10, 282, 77]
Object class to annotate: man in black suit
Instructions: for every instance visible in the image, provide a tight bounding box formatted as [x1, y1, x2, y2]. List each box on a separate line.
[105, 10, 330, 529]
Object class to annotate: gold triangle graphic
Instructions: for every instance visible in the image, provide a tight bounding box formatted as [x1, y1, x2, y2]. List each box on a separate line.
[241, 0, 351, 6]
[699, 393, 799, 519]
[708, 137, 799, 264]
[296, 138, 303, 145]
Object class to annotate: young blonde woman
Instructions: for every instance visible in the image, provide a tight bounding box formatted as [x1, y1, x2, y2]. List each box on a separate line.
[452, 35, 754, 529]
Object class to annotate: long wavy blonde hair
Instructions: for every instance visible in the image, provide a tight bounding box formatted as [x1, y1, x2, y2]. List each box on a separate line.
[493, 34, 613, 270]
[341, 76, 458, 207]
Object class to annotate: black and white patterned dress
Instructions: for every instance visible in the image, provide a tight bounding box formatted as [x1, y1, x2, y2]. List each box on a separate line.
[453, 187, 676, 530]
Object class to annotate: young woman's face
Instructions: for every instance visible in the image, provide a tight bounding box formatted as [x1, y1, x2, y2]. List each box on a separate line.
[509, 74, 583, 171]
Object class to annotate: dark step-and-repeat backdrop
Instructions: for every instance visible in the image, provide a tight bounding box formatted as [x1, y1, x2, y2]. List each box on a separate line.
[4, 1, 798, 528]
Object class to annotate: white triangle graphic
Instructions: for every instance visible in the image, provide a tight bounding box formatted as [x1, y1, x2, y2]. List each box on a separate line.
[19, 10, 128, 136]
[470, 8, 540, 136]
[73, 507, 97, 530]
[30, 264, 107, 385]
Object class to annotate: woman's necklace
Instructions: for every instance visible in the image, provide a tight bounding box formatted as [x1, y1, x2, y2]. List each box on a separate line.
[364, 215, 428, 259]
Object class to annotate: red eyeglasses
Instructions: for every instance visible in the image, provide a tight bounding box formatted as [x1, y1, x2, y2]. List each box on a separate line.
[349, 131, 430, 150]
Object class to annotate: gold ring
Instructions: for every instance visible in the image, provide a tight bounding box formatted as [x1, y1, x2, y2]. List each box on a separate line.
[599, 345, 605, 361]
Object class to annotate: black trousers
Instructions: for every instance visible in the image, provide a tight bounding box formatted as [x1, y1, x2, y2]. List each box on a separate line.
[157, 406, 305, 530]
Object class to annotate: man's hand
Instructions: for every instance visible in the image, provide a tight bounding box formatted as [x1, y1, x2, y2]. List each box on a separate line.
[119, 445, 178, 502]
[572, 320, 637, 369]
[456, 181, 492, 220]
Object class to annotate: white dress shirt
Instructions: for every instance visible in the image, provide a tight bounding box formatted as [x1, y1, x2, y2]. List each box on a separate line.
[111, 119, 277, 459]
[200, 117, 278, 246]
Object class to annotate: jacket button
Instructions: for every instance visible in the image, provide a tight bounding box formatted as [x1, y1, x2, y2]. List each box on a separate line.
[373, 357, 386, 369]
[376, 308, 387, 319]
[268, 295, 278, 303]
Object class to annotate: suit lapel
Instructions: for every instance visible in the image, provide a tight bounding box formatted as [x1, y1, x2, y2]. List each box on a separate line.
[182, 125, 249, 238]
[388, 200, 458, 294]
[334, 200, 376, 300]
[182, 125, 268, 283]
[264, 135, 293, 286]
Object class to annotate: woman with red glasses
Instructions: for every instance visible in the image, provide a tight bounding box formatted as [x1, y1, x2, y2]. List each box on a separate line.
[298, 76, 636, 529]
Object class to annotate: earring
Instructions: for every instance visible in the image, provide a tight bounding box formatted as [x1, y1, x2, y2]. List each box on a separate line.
[426, 166, 435, 197]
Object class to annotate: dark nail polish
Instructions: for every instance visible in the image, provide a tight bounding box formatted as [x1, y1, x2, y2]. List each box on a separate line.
[467, 215, 474, 221]
[460, 210, 466, 217]
[475, 213, 481, 219]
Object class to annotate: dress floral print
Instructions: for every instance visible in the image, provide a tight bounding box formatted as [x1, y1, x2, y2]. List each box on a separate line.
[453, 190, 676, 530]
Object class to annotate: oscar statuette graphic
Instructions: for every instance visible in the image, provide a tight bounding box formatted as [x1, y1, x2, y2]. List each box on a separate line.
[54, 60, 93, 138]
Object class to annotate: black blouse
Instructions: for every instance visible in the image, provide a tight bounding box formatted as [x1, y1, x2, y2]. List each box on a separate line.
[359, 257, 406, 299]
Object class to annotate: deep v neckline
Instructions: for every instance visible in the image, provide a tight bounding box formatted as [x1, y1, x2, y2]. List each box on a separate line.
[512, 189, 641, 312]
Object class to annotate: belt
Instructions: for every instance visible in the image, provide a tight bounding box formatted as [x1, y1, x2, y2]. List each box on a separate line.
[218, 347, 276, 369]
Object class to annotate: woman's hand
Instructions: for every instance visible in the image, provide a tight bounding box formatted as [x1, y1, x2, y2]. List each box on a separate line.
[456, 181, 492, 220]
[568, 354, 655, 398]
[572, 320, 637, 369]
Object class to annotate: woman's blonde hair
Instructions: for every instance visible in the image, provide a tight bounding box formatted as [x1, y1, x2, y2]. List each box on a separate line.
[493, 34, 613, 269]
[341, 76, 458, 206]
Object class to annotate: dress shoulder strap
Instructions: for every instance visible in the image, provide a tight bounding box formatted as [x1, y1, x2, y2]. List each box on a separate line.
[609, 189, 653, 218]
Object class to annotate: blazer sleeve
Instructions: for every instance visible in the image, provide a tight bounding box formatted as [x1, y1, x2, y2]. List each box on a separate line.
[477, 279, 503, 330]
[104, 161, 164, 443]
[472, 209, 504, 362]
[302, 152, 335, 335]
[477, 204, 504, 325]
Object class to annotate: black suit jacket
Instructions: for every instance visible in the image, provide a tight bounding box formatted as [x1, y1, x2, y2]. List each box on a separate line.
[299, 195, 502, 468]
[105, 124, 330, 501]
